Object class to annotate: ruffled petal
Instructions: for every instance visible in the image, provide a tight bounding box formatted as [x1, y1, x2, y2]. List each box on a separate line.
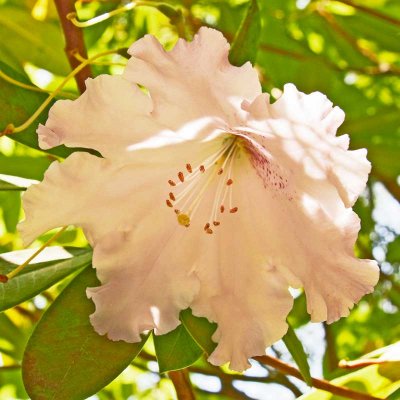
[232, 131, 379, 325]
[190, 196, 293, 370]
[124, 27, 261, 129]
[37, 75, 164, 158]
[242, 83, 371, 208]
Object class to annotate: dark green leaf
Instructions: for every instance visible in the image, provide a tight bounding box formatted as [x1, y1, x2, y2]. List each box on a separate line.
[229, 0, 261, 66]
[0, 247, 92, 311]
[154, 324, 203, 373]
[23, 267, 148, 400]
[180, 308, 217, 356]
[282, 322, 312, 386]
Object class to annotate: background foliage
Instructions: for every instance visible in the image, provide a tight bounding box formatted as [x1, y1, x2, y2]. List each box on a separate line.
[0, 0, 399, 399]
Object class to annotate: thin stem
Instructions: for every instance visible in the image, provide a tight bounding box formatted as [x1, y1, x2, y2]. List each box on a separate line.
[254, 355, 382, 400]
[169, 369, 196, 400]
[0, 49, 119, 137]
[67, 1, 163, 28]
[4, 226, 68, 281]
[54, 0, 92, 93]
[0, 70, 76, 99]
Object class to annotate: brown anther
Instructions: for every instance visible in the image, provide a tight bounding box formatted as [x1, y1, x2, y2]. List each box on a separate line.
[0, 274, 8, 283]
[169, 192, 176, 201]
[204, 223, 210, 231]
[174, 209, 180, 214]
[220, 205, 225, 213]
[206, 228, 213, 234]
[226, 178, 233, 186]
[178, 172, 185, 182]
[213, 221, 220, 226]
[166, 199, 173, 208]
[217, 168, 223, 175]
[230, 207, 238, 213]
[168, 179, 176, 186]
[186, 163, 192, 173]
[199, 165, 205, 173]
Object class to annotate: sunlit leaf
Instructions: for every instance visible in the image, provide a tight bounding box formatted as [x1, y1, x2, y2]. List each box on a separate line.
[282, 322, 313, 386]
[0, 247, 92, 311]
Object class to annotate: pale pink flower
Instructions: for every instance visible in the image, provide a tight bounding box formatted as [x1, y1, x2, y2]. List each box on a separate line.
[20, 27, 379, 371]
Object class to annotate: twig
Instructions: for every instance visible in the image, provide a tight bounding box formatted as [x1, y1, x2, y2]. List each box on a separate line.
[54, 0, 92, 93]
[254, 355, 383, 400]
[339, 359, 388, 369]
[337, 0, 400, 27]
[169, 369, 196, 400]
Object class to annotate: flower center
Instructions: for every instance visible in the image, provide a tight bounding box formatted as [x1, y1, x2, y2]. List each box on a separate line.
[166, 137, 240, 234]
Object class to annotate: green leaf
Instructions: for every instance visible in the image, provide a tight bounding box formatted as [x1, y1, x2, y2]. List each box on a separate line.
[0, 247, 92, 311]
[180, 308, 217, 356]
[154, 324, 203, 373]
[282, 322, 313, 386]
[0, 4, 70, 75]
[387, 237, 400, 264]
[23, 267, 148, 400]
[229, 0, 261, 66]
[0, 179, 26, 191]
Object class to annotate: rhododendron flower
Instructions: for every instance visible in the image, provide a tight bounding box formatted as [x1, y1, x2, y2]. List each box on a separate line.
[20, 27, 379, 371]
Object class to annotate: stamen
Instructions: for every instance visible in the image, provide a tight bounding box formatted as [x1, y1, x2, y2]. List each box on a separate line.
[167, 137, 241, 232]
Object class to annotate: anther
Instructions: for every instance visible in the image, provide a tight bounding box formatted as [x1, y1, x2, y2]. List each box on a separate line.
[186, 163, 192, 173]
[0, 274, 8, 283]
[168, 179, 176, 186]
[204, 223, 210, 231]
[166, 200, 173, 208]
[220, 205, 225, 213]
[174, 209, 180, 214]
[213, 221, 220, 226]
[169, 192, 176, 201]
[230, 207, 238, 213]
[226, 179, 233, 186]
[205, 228, 213, 234]
[199, 165, 205, 173]
[218, 168, 223, 175]
[178, 172, 184, 182]
[177, 213, 191, 227]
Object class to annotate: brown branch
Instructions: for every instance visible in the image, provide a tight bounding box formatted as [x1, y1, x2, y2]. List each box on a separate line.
[169, 369, 196, 400]
[54, 0, 92, 93]
[337, 0, 400, 27]
[254, 355, 383, 400]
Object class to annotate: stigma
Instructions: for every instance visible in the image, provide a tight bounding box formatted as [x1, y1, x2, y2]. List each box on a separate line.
[165, 138, 240, 234]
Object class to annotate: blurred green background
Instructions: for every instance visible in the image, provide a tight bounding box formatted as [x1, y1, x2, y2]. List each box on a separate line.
[0, 0, 399, 399]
